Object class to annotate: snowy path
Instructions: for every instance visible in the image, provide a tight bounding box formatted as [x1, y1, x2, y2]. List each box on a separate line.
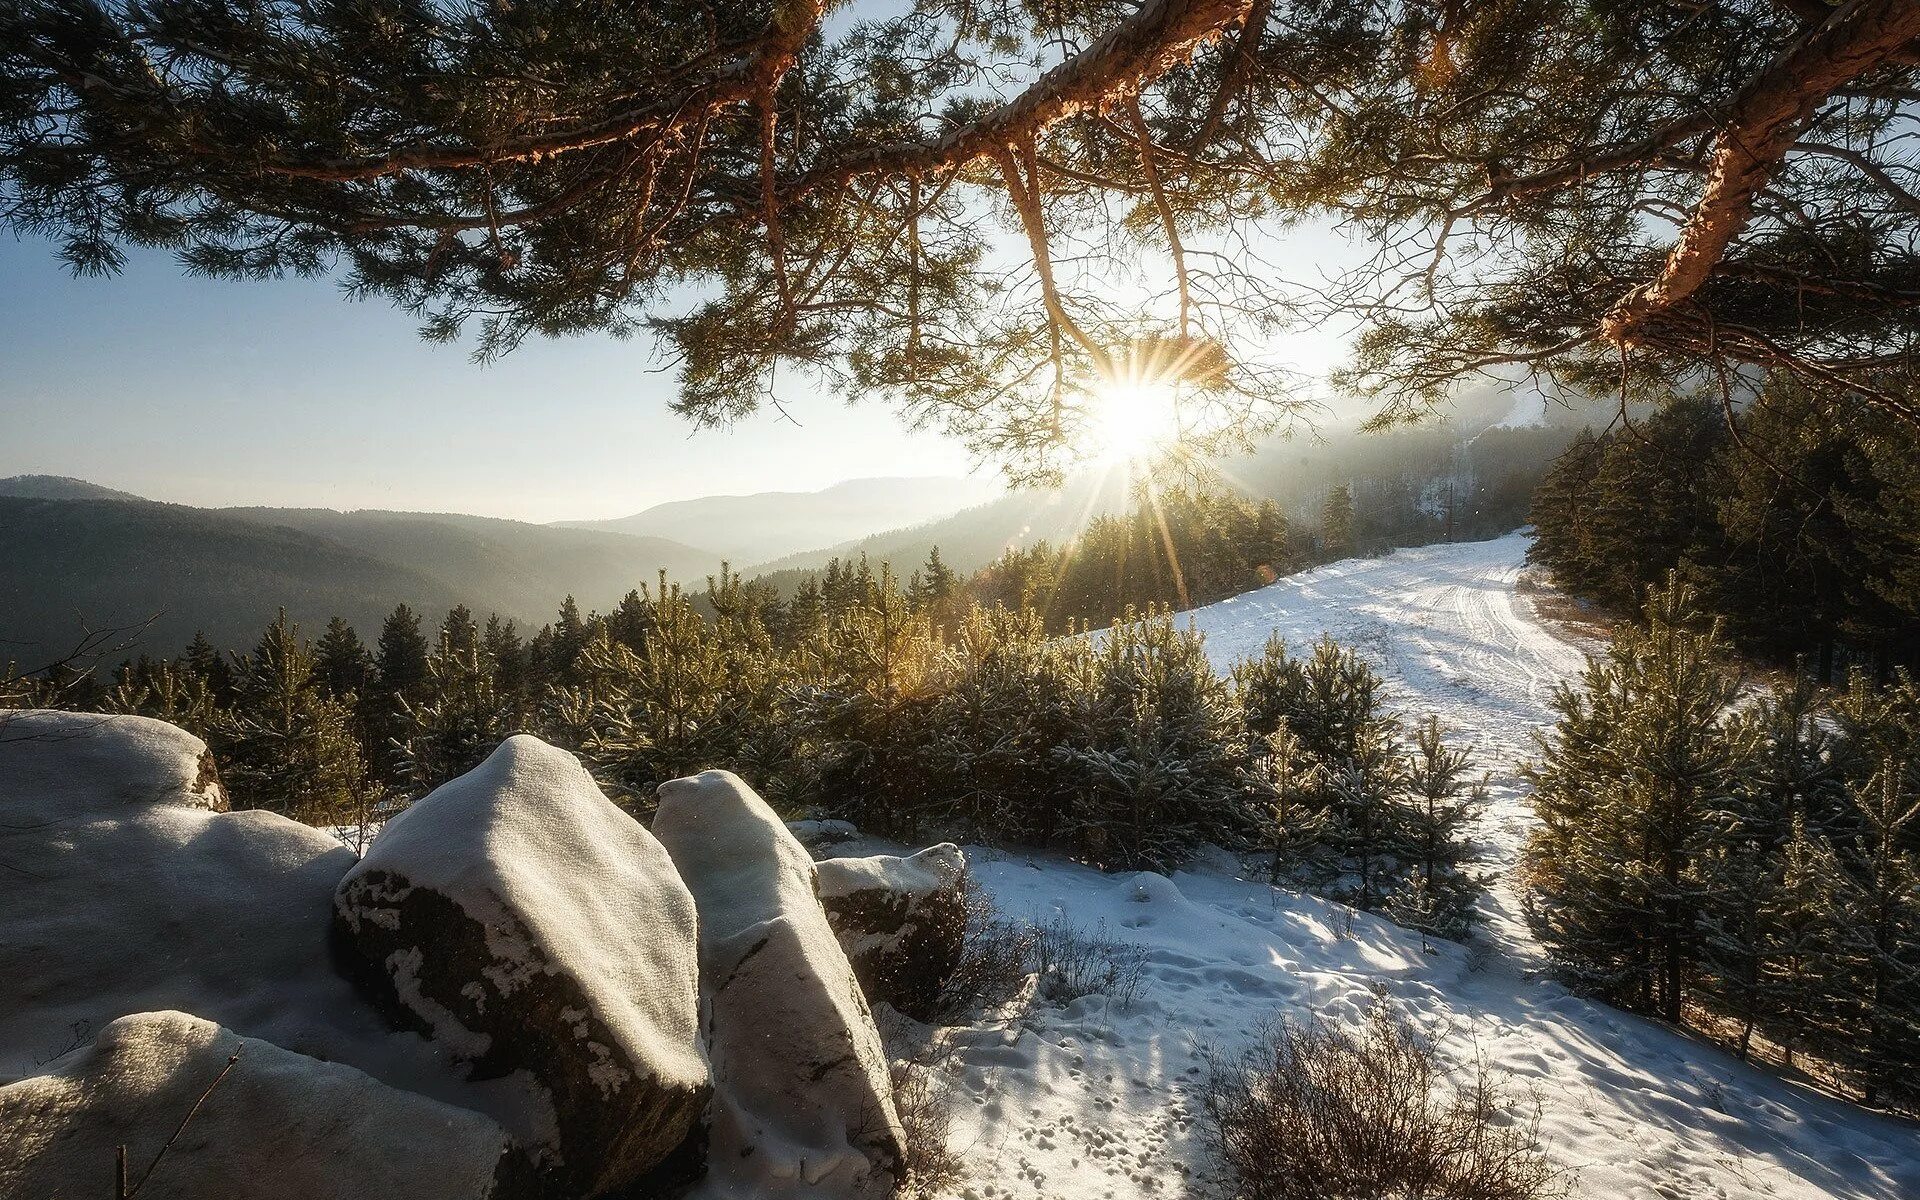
[896, 535, 1919, 1200]
[1180, 532, 1590, 967]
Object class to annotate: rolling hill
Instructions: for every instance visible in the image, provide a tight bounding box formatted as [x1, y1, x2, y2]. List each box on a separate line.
[0, 475, 146, 503]
[0, 491, 719, 661]
[744, 474, 1135, 584]
[560, 475, 1002, 565]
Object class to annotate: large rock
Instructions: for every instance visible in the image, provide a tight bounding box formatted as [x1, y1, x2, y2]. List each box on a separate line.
[0, 713, 443, 1090]
[334, 735, 709, 1198]
[0, 713, 584, 1156]
[815, 845, 968, 1022]
[0, 1010, 518, 1200]
[654, 770, 906, 1200]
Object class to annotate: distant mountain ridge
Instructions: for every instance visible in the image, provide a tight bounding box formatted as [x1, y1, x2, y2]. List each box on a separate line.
[0, 475, 145, 502]
[559, 475, 1002, 565]
[0, 484, 721, 660]
[744, 474, 1135, 582]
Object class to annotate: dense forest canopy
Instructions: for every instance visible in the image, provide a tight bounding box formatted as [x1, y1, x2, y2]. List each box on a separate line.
[6, 1, 1920, 473]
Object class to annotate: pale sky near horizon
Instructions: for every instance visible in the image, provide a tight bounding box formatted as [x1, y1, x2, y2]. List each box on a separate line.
[0, 235, 984, 524]
[2, 214, 1363, 524]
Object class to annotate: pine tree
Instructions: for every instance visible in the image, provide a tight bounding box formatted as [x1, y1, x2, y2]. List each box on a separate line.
[104, 658, 216, 735]
[179, 631, 236, 703]
[1695, 685, 1838, 1058]
[1388, 716, 1486, 942]
[1525, 577, 1747, 1020]
[1759, 818, 1854, 1070]
[1056, 613, 1246, 871]
[367, 604, 431, 784]
[1256, 723, 1328, 884]
[605, 589, 654, 652]
[1830, 764, 1920, 1108]
[1319, 485, 1355, 560]
[1324, 721, 1404, 913]
[481, 614, 529, 719]
[216, 611, 370, 823]
[910, 545, 963, 627]
[313, 617, 373, 701]
[550, 595, 593, 684]
[397, 631, 514, 794]
[439, 604, 479, 655]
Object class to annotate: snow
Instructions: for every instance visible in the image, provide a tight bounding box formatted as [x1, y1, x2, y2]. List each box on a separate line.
[817, 845, 970, 1020]
[334, 735, 707, 1193]
[816, 843, 966, 904]
[654, 769, 906, 1199]
[882, 535, 1920, 1200]
[0, 1010, 513, 1200]
[0, 714, 633, 1184]
[0, 713, 465, 1100]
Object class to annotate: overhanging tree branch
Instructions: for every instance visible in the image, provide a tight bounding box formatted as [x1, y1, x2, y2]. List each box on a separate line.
[1603, 0, 1920, 345]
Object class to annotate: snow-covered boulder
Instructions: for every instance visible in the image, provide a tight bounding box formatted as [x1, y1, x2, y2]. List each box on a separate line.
[816, 845, 969, 1021]
[0, 709, 226, 810]
[654, 770, 906, 1198]
[787, 817, 861, 851]
[0, 713, 396, 1083]
[333, 735, 709, 1198]
[0, 1010, 519, 1200]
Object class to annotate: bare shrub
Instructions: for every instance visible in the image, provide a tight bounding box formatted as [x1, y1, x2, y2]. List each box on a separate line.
[928, 870, 1038, 1021]
[1203, 995, 1561, 1200]
[891, 1040, 962, 1199]
[1032, 916, 1150, 1009]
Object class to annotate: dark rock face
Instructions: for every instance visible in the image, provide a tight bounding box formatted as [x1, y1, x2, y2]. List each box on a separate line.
[333, 736, 709, 1199]
[654, 770, 907, 1200]
[0, 1011, 518, 1200]
[814, 845, 969, 1022]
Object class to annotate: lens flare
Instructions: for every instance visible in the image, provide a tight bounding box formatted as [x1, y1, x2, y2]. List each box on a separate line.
[1086, 379, 1181, 465]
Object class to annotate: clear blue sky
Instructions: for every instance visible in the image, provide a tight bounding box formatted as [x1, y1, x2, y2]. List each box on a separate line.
[0, 236, 977, 523]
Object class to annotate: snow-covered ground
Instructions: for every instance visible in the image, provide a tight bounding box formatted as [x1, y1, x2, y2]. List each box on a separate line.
[901, 534, 1919, 1200]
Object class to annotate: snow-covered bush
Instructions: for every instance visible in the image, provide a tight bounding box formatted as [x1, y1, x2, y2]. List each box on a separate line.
[1203, 995, 1560, 1200]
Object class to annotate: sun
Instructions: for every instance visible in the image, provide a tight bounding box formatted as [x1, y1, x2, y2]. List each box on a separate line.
[1085, 378, 1182, 465]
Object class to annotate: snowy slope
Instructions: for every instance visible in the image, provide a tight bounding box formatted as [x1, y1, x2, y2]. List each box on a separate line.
[890, 535, 1919, 1200]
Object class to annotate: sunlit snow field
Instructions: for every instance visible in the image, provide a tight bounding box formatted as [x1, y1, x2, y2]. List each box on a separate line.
[857, 534, 1919, 1200]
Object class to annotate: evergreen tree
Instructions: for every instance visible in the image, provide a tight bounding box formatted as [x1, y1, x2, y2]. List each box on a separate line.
[1055, 613, 1247, 871]
[366, 604, 432, 784]
[549, 595, 593, 684]
[397, 632, 514, 794]
[313, 617, 373, 701]
[1389, 716, 1486, 941]
[439, 604, 479, 655]
[1255, 723, 1328, 884]
[910, 545, 963, 627]
[1319, 485, 1355, 560]
[1526, 578, 1747, 1020]
[216, 611, 370, 823]
[179, 631, 236, 704]
[1830, 765, 1920, 1108]
[1696, 686, 1835, 1059]
[1324, 722, 1403, 913]
[104, 658, 215, 736]
[481, 614, 529, 719]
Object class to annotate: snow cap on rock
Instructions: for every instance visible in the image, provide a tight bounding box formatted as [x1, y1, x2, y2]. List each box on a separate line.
[815, 845, 969, 1021]
[0, 709, 225, 812]
[0, 1010, 516, 1200]
[654, 769, 906, 1199]
[335, 735, 708, 1198]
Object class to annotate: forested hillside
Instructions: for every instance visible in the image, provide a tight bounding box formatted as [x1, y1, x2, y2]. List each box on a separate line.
[1529, 385, 1920, 677]
[0, 496, 716, 658]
